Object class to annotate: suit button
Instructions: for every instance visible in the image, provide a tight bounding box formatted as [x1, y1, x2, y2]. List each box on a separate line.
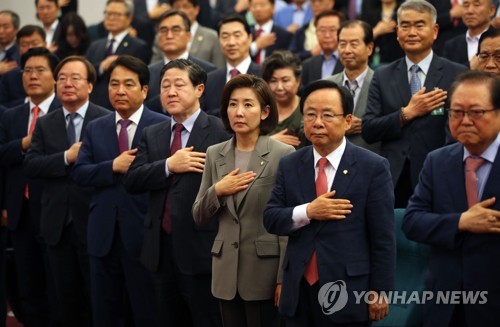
[233, 218, 239, 224]
[232, 242, 239, 249]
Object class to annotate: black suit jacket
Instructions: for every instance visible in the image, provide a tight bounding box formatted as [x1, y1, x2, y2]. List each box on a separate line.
[443, 34, 469, 67]
[86, 34, 153, 109]
[0, 68, 25, 109]
[362, 55, 467, 188]
[428, 0, 467, 55]
[147, 56, 217, 100]
[24, 103, 110, 245]
[0, 98, 60, 231]
[123, 110, 230, 273]
[251, 24, 293, 62]
[288, 22, 310, 60]
[203, 62, 261, 116]
[301, 54, 344, 87]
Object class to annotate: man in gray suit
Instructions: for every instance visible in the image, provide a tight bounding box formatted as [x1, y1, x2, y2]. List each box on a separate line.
[172, 0, 225, 68]
[326, 20, 379, 154]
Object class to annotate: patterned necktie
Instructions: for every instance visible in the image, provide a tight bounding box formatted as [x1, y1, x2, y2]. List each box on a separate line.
[410, 64, 421, 95]
[229, 68, 240, 79]
[25, 106, 41, 198]
[67, 112, 77, 145]
[106, 38, 115, 57]
[162, 123, 185, 233]
[304, 157, 329, 286]
[255, 28, 263, 64]
[465, 156, 485, 208]
[118, 119, 132, 153]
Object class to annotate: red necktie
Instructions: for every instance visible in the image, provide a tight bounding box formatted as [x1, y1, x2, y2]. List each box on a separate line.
[162, 123, 184, 233]
[304, 157, 328, 286]
[255, 28, 263, 64]
[25, 106, 40, 198]
[465, 156, 485, 208]
[229, 68, 240, 79]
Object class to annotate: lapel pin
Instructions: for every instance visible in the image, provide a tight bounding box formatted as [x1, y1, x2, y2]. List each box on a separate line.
[260, 161, 264, 166]
[343, 170, 348, 175]
[197, 36, 203, 41]
[123, 42, 128, 47]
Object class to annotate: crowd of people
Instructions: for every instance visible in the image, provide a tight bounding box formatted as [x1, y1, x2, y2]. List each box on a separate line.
[0, 0, 499, 326]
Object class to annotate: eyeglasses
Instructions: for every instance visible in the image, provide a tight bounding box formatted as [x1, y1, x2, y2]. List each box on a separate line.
[103, 11, 127, 18]
[477, 52, 500, 64]
[447, 108, 499, 120]
[158, 26, 185, 36]
[23, 67, 49, 75]
[57, 75, 86, 84]
[303, 112, 345, 122]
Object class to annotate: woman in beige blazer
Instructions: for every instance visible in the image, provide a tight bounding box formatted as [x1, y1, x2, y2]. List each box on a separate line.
[193, 75, 294, 327]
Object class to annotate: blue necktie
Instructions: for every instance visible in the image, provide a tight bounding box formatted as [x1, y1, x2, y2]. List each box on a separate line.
[67, 113, 77, 145]
[410, 64, 421, 95]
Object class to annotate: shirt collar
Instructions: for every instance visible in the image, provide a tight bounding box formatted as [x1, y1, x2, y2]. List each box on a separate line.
[463, 133, 500, 163]
[62, 101, 89, 118]
[342, 66, 369, 88]
[466, 26, 490, 42]
[313, 136, 347, 171]
[171, 108, 201, 133]
[115, 104, 144, 125]
[293, 1, 309, 11]
[30, 93, 55, 115]
[322, 50, 339, 61]
[47, 20, 58, 33]
[255, 20, 273, 34]
[108, 30, 129, 44]
[405, 50, 433, 76]
[226, 56, 252, 79]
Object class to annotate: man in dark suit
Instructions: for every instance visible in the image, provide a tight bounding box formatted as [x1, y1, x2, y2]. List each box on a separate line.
[204, 14, 260, 116]
[35, 0, 61, 52]
[0, 10, 20, 77]
[249, 0, 293, 64]
[86, 0, 152, 109]
[443, 0, 495, 67]
[475, 28, 500, 77]
[0, 25, 46, 109]
[124, 59, 229, 327]
[403, 71, 500, 326]
[0, 47, 61, 327]
[264, 80, 395, 326]
[362, 0, 467, 208]
[301, 10, 345, 88]
[428, 0, 467, 56]
[146, 9, 216, 112]
[24, 56, 110, 327]
[73, 55, 166, 327]
[289, 0, 334, 60]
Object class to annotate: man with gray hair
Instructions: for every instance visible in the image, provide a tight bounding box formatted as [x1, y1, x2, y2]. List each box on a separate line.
[0, 10, 20, 76]
[362, 0, 467, 208]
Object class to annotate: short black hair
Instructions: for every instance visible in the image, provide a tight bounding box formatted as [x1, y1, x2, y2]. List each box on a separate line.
[170, 0, 199, 8]
[220, 74, 278, 134]
[449, 70, 500, 109]
[107, 54, 150, 88]
[157, 9, 191, 31]
[17, 25, 46, 43]
[35, 0, 59, 7]
[478, 28, 500, 54]
[217, 13, 251, 36]
[54, 56, 97, 85]
[159, 58, 207, 89]
[261, 50, 302, 82]
[300, 80, 353, 115]
[21, 47, 59, 76]
[314, 9, 346, 28]
[338, 20, 374, 45]
[0, 10, 20, 29]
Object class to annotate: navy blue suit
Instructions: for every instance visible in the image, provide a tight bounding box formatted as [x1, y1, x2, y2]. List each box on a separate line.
[264, 141, 396, 324]
[203, 62, 261, 117]
[73, 107, 167, 327]
[85, 34, 152, 109]
[0, 68, 25, 109]
[0, 98, 61, 326]
[403, 142, 500, 326]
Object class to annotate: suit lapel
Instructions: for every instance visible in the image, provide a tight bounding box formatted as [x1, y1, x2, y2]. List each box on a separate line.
[105, 113, 121, 157]
[51, 109, 70, 149]
[116, 34, 131, 55]
[395, 59, 412, 106]
[330, 142, 357, 196]
[313, 56, 322, 81]
[441, 144, 467, 211]
[355, 69, 373, 117]
[215, 139, 237, 218]
[482, 143, 500, 204]
[299, 147, 317, 204]
[132, 107, 151, 148]
[424, 55, 444, 90]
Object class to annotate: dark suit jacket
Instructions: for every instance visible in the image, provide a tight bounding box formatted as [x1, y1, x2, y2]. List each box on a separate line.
[0, 98, 60, 231]
[301, 54, 344, 88]
[263, 141, 395, 323]
[203, 62, 261, 117]
[3, 44, 20, 65]
[443, 26, 494, 67]
[403, 142, 500, 326]
[72, 107, 168, 259]
[250, 24, 293, 62]
[147, 56, 217, 100]
[123, 110, 230, 274]
[85, 34, 153, 109]
[362, 55, 467, 188]
[428, 0, 467, 56]
[288, 22, 311, 61]
[0, 68, 25, 109]
[24, 103, 110, 246]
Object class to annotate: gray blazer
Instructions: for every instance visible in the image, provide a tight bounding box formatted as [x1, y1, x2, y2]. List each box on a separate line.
[193, 136, 294, 301]
[327, 68, 380, 154]
[190, 25, 226, 68]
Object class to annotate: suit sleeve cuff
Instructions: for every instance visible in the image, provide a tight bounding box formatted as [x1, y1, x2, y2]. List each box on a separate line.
[250, 42, 258, 56]
[291, 203, 311, 231]
[165, 158, 171, 178]
[64, 151, 70, 166]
